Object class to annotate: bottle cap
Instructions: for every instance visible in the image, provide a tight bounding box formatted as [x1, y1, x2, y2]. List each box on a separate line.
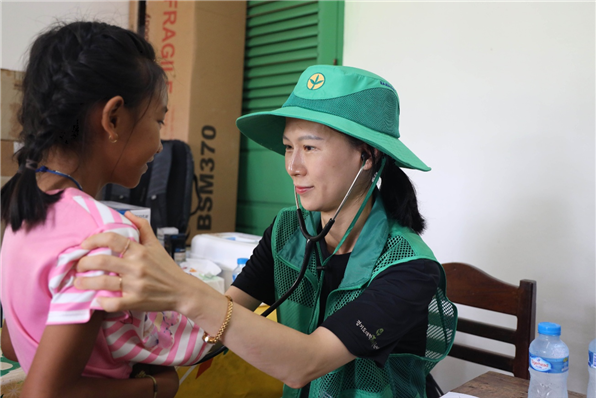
[538, 322, 561, 336]
[237, 258, 249, 266]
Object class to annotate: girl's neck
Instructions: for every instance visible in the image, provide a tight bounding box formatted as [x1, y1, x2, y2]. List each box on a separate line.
[320, 193, 374, 255]
[36, 151, 102, 197]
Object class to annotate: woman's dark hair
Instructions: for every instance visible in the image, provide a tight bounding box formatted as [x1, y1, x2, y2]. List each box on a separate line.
[1, 21, 166, 231]
[347, 137, 426, 234]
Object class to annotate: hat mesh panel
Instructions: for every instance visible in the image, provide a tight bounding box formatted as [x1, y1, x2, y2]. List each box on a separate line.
[283, 88, 398, 136]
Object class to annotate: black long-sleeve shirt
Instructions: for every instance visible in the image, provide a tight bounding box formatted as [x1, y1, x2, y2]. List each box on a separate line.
[232, 222, 440, 367]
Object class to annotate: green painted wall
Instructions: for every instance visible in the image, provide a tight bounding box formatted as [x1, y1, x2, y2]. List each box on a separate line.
[236, 1, 344, 235]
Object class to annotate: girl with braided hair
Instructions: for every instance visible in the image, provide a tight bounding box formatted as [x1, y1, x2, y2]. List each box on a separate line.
[0, 21, 210, 398]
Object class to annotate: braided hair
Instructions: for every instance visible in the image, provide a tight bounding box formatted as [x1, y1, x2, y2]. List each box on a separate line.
[1, 21, 166, 231]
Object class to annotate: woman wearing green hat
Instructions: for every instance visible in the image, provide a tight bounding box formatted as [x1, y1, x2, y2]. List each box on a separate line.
[75, 65, 456, 398]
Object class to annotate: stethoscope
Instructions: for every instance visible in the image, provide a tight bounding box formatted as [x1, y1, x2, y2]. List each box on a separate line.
[260, 153, 370, 318]
[196, 154, 384, 364]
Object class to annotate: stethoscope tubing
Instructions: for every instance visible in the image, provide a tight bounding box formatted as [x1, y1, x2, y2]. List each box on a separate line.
[195, 160, 368, 364]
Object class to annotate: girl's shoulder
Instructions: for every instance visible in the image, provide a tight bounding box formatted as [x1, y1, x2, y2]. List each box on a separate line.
[58, 188, 136, 231]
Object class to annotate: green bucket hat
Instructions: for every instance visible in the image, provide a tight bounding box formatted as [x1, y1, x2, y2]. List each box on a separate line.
[236, 65, 430, 171]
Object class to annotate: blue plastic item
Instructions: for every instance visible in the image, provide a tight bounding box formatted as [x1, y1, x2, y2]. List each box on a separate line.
[232, 258, 249, 282]
[528, 322, 569, 398]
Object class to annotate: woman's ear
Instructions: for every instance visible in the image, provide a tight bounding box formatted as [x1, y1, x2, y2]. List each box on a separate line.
[101, 96, 125, 143]
[361, 147, 381, 170]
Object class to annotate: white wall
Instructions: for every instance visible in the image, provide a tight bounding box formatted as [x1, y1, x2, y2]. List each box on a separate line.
[344, 1, 595, 394]
[1, 1, 129, 71]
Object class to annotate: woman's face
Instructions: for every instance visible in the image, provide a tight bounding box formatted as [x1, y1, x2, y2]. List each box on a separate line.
[113, 90, 167, 188]
[283, 118, 366, 214]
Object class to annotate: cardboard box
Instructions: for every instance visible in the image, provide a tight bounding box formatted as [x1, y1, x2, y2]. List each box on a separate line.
[1, 176, 11, 188]
[1, 69, 23, 209]
[0, 176, 10, 246]
[1, 175, 11, 245]
[133, 1, 246, 238]
[1, 69, 24, 141]
[1, 139, 19, 177]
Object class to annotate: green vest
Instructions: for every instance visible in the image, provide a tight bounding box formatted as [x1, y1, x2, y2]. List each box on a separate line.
[271, 198, 457, 398]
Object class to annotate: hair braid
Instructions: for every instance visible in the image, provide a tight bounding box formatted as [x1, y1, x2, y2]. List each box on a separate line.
[1, 21, 166, 231]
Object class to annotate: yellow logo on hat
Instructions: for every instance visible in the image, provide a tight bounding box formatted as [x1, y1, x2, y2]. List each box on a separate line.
[307, 73, 325, 90]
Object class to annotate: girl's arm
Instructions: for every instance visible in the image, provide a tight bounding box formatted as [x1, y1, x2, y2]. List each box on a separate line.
[21, 310, 178, 398]
[1, 318, 18, 362]
[76, 215, 356, 389]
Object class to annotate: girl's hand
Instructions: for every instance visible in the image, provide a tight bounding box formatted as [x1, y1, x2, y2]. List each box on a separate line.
[74, 212, 199, 314]
[132, 365, 179, 398]
[151, 367, 179, 398]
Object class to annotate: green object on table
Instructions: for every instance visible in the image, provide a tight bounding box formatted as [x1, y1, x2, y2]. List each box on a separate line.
[1, 328, 26, 398]
[1, 355, 21, 377]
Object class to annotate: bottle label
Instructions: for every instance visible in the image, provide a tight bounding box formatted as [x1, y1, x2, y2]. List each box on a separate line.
[232, 266, 242, 282]
[174, 249, 186, 263]
[589, 350, 596, 368]
[530, 354, 569, 373]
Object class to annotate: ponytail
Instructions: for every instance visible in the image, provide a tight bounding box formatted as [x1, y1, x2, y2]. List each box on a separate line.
[376, 155, 426, 234]
[1, 155, 61, 231]
[344, 133, 426, 234]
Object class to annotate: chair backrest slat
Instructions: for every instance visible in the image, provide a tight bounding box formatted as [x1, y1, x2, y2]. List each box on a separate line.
[443, 262, 537, 380]
[457, 318, 516, 344]
[448, 343, 514, 373]
[444, 263, 520, 315]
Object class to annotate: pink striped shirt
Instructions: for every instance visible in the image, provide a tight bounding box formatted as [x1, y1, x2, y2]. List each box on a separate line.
[0, 188, 209, 378]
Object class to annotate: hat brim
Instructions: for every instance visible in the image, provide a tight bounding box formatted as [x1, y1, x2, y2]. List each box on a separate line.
[236, 106, 431, 171]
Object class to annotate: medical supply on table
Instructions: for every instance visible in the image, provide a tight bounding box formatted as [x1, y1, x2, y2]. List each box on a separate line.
[164, 233, 187, 265]
[528, 322, 569, 398]
[233, 258, 248, 282]
[190, 232, 260, 291]
[588, 339, 596, 398]
[157, 227, 179, 247]
[181, 258, 224, 294]
[101, 201, 151, 222]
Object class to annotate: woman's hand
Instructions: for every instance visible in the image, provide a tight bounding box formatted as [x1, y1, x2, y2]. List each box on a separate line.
[75, 214, 356, 388]
[74, 212, 198, 314]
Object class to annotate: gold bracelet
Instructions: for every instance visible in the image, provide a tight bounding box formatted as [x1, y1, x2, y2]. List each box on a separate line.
[202, 295, 234, 344]
[135, 370, 158, 398]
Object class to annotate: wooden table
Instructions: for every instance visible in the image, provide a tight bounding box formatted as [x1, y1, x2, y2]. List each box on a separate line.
[448, 371, 586, 398]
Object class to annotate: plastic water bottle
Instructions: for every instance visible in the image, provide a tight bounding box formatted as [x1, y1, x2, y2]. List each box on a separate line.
[232, 258, 248, 282]
[528, 322, 569, 398]
[588, 339, 596, 398]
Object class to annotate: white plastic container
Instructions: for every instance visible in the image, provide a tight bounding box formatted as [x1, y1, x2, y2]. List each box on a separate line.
[190, 232, 261, 291]
[528, 322, 569, 398]
[588, 339, 596, 398]
[182, 258, 222, 277]
[181, 258, 224, 294]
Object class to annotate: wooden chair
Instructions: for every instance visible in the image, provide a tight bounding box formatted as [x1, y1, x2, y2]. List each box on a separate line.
[443, 262, 537, 379]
